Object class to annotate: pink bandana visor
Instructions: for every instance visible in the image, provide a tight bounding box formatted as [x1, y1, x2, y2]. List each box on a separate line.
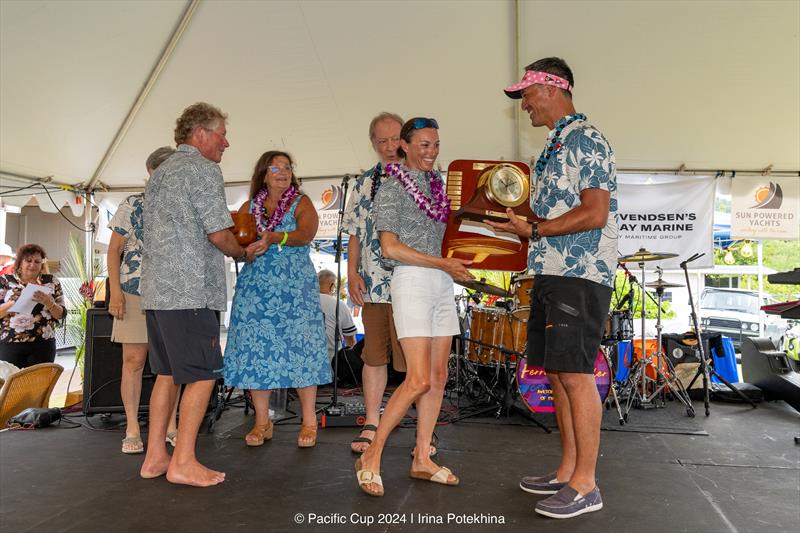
[504, 70, 573, 99]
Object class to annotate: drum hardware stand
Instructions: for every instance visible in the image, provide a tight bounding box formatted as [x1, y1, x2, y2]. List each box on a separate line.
[450, 336, 550, 432]
[621, 262, 694, 418]
[680, 253, 757, 414]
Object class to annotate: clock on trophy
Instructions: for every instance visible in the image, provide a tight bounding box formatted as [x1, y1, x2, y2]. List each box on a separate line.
[454, 162, 538, 223]
[442, 160, 539, 270]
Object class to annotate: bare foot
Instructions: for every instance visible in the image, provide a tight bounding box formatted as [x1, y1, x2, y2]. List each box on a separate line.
[351, 427, 376, 454]
[166, 459, 225, 487]
[140, 454, 170, 479]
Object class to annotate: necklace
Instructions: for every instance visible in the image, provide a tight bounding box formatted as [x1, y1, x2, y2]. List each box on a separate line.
[534, 113, 586, 177]
[385, 163, 450, 223]
[252, 186, 299, 232]
[369, 163, 383, 202]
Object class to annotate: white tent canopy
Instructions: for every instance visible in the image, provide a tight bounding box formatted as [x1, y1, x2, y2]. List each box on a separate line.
[2, 0, 798, 197]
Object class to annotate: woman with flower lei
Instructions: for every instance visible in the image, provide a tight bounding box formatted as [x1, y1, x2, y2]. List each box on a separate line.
[0, 243, 65, 368]
[354, 118, 474, 497]
[224, 151, 332, 449]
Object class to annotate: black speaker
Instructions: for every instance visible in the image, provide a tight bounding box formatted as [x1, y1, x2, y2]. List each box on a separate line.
[83, 308, 154, 414]
[741, 337, 800, 412]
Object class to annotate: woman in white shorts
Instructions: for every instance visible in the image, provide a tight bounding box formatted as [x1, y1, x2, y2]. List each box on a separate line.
[107, 147, 178, 454]
[355, 118, 473, 497]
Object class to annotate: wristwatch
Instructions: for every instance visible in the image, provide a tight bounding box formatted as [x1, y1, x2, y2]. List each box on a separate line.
[530, 221, 541, 241]
[235, 250, 247, 262]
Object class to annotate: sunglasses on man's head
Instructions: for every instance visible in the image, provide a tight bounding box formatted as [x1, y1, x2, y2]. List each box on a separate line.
[410, 117, 439, 130]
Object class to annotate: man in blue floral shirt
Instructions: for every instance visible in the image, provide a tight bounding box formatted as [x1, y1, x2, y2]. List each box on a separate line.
[342, 112, 411, 455]
[490, 57, 618, 519]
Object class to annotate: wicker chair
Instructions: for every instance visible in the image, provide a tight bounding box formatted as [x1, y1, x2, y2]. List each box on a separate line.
[0, 363, 64, 426]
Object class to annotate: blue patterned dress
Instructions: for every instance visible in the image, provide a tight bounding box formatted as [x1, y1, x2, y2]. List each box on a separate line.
[224, 196, 332, 390]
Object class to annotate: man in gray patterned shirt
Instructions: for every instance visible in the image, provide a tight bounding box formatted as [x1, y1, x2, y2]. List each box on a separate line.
[140, 102, 256, 488]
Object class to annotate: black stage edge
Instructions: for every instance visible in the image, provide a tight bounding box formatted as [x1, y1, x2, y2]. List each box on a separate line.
[1, 400, 798, 533]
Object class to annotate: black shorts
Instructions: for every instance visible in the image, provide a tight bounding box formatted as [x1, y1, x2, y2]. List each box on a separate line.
[145, 309, 223, 385]
[527, 275, 612, 374]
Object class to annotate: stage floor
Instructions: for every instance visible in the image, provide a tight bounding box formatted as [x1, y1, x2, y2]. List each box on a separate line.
[1, 394, 798, 533]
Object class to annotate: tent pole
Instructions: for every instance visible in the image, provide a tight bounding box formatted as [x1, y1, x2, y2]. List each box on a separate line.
[85, 0, 200, 190]
[84, 192, 94, 283]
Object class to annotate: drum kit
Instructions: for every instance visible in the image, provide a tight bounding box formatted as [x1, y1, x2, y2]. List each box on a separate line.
[450, 247, 697, 426]
[451, 275, 619, 427]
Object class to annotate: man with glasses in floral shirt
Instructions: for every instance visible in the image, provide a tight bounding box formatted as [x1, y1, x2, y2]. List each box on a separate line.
[489, 57, 618, 519]
[343, 112, 416, 456]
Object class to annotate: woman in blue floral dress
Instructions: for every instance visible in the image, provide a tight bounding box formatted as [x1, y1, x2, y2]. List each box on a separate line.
[224, 151, 331, 448]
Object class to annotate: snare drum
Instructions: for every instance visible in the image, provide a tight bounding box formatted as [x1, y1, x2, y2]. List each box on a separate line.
[513, 275, 534, 308]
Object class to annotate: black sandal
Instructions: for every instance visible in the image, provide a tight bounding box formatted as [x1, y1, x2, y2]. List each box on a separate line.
[351, 424, 378, 454]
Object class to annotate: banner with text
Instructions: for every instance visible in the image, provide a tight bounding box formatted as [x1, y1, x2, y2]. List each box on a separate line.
[731, 176, 799, 240]
[617, 174, 715, 269]
[301, 177, 348, 239]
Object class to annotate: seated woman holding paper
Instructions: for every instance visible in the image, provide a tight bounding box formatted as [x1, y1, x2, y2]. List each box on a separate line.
[0, 244, 65, 368]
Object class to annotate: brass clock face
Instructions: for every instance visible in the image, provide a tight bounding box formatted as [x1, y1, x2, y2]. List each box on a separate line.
[484, 165, 529, 207]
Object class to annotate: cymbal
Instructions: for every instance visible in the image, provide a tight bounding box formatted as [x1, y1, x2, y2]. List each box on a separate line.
[619, 248, 679, 263]
[645, 280, 685, 289]
[457, 279, 512, 298]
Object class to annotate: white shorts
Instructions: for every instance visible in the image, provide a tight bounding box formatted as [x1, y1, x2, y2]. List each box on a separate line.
[390, 266, 459, 339]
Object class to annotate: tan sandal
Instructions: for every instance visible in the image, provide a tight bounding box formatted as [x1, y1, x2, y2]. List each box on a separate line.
[297, 424, 317, 448]
[355, 458, 384, 497]
[121, 436, 144, 454]
[245, 420, 273, 447]
[410, 465, 460, 486]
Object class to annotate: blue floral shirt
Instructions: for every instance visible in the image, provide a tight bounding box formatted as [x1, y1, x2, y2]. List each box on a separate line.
[529, 116, 618, 288]
[341, 164, 394, 303]
[108, 193, 144, 296]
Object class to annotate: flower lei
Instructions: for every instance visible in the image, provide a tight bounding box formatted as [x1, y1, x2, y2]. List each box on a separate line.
[385, 163, 450, 223]
[251, 185, 299, 232]
[534, 113, 586, 177]
[369, 162, 383, 202]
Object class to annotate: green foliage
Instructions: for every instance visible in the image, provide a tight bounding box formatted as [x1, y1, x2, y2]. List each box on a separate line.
[59, 235, 100, 373]
[611, 271, 676, 319]
[713, 239, 800, 302]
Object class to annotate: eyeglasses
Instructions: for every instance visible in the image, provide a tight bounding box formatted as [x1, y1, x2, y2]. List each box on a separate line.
[268, 164, 294, 173]
[410, 117, 439, 130]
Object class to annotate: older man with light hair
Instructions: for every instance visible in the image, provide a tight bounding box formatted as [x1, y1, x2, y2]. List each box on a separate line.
[139, 102, 257, 487]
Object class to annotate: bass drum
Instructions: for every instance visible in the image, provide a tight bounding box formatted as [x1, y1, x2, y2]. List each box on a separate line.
[516, 350, 611, 413]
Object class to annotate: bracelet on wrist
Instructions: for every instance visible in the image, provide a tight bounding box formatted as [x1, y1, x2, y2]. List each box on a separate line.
[530, 221, 541, 241]
[277, 231, 289, 252]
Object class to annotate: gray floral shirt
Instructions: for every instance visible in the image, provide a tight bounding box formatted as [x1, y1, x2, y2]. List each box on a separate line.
[108, 193, 144, 296]
[341, 164, 393, 303]
[374, 166, 447, 267]
[142, 144, 234, 311]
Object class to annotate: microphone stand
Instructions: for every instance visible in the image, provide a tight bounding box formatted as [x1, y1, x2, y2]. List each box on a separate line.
[681, 252, 757, 415]
[324, 174, 352, 418]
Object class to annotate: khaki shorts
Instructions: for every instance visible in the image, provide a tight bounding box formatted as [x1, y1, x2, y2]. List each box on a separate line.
[111, 292, 148, 344]
[361, 302, 406, 372]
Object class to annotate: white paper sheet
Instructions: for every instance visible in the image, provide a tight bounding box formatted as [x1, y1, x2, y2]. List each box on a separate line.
[9, 283, 53, 314]
[458, 220, 521, 244]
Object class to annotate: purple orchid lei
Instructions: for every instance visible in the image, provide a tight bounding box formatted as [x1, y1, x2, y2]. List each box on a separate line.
[385, 163, 450, 223]
[251, 185, 299, 232]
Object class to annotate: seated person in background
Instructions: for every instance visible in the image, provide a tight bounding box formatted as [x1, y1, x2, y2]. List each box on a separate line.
[318, 269, 357, 362]
[0, 244, 14, 276]
[0, 244, 65, 368]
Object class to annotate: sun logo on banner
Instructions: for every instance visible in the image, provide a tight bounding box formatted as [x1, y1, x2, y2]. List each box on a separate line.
[750, 182, 783, 209]
[320, 185, 342, 210]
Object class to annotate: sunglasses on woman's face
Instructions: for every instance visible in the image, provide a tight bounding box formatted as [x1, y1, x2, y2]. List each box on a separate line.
[268, 164, 293, 173]
[410, 117, 439, 130]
